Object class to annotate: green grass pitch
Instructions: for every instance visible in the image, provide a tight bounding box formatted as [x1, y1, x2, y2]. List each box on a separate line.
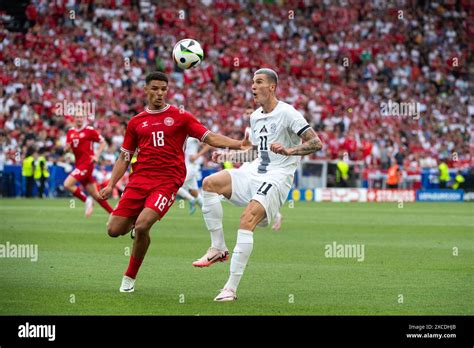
[0, 198, 472, 315]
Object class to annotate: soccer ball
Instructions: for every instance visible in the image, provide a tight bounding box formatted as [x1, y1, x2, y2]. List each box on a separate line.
[172, 38, 204, 70]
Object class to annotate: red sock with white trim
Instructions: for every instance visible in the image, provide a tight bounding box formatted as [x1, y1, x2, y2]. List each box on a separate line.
[97, 199, 114, 214]
[72, 187, 87, 202]
[125, 256, 143, 279]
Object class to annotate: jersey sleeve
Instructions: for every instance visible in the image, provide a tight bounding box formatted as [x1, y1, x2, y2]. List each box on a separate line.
[186, 112, 210, 142]
[121, 119, 137, 153]
[248, 119, 258, 146]
[66, 130, 72, 144]
[287, 108, 311, 137]
[89, 128, 103, 143]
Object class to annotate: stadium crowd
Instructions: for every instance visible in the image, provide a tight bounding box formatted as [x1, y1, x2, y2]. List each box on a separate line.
[0, 0, 472, 184]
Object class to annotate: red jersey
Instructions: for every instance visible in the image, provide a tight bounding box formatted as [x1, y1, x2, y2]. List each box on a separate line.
[66, 126, 103, 169]
[121, 105, 210, 188]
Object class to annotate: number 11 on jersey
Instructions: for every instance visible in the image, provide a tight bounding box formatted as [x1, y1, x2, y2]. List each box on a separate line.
[152, 131, 164, 147]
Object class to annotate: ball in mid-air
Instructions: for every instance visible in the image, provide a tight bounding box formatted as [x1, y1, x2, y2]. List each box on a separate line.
[172, 38, 204, 70]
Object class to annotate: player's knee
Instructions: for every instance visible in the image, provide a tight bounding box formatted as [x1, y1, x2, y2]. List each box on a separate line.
[107, 224, 121, 238]
[133, 222, 151, 239]
[202, 176, 216, 192]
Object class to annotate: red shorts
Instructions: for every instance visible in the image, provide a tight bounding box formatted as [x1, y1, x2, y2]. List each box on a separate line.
[112, 183, 178, 219]
[71, 167, 96, 186]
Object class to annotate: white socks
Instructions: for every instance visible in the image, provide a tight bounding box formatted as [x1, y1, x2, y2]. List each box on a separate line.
[177, 187, 194, 201]
[224, 229, 254, 291]
[196, 194, 203, 208]
[202, 190, 226, 250]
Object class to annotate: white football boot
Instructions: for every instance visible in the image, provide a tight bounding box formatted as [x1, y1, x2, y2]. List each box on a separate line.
[119, 275, 135, 293]
[214, 288, 237, 302]
[85, 196, 94, 217]
[193, 247, 229, 267]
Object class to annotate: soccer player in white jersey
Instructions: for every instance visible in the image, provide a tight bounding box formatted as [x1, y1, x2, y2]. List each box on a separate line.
[193, 68, 323, 301]
[177, 137, 210, 214]
[242, 107, 283, 231]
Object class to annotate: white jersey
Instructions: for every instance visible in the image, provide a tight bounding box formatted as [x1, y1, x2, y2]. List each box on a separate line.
[184, 137, 202, 172]
[244, 126, 251, 138]
[248, 101, 310, 178]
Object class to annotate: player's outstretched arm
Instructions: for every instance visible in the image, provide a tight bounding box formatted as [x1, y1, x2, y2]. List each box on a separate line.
[92, 139, 107, 163]
[190, 143, 212, 162]
[270, 128, 323, 156]
[203, 132, 251, 151]
[99, 151, 131, 200]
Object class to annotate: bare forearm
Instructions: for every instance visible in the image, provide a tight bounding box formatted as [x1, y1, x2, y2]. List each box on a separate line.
[288, 130, 323, 156]
[204, 132, 241, 150]
[288, 138, 323, 155]
[108, 154, 130, 187]
[95, 141, 107, 158]
[196, 143, 212, 158]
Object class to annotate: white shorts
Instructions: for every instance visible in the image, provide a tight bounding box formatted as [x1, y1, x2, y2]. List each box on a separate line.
[226, 165, 292, 226]
[182, 168, 199, 191]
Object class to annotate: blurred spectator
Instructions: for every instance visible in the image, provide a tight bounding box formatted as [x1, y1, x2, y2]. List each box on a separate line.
[0, 0, 470, 176]
[22, 146, 35, 197]
[34, 147, 49, 198]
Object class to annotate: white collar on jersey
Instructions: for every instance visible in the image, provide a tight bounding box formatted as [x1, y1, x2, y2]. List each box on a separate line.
[146, 104, 170, 114]
[74, 124, 88, 132]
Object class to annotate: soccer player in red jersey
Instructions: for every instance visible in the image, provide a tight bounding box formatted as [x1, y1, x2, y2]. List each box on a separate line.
[64, 114, 114, 216]
[99, 71, 250, 292]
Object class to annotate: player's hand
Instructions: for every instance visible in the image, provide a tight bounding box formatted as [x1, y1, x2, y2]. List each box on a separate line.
[99, 186, 113, 200]
[270, 143, 292, 156]
[211, 151, 226, 163]
[91, 155, 99, 163]
[240, 132, 252, 150]
[189, 154, 198, 162]
[211, 151, 234, 163]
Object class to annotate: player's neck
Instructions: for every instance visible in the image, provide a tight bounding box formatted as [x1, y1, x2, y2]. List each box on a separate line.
[147, 103, 168, 112]
[261, 97, 279, 114]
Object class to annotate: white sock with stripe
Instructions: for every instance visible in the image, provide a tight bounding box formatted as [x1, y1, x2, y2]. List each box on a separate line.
[177, 187, 194, 201]
[202, 190, 226, 250]
[224, 229, 254, 291]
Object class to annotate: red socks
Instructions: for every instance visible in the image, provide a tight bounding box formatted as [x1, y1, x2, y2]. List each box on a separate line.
[125, 256, 143, 279]
[97, 199, 114, 214]
[72, 186, 113, 214]
[72, 187, 87, 202]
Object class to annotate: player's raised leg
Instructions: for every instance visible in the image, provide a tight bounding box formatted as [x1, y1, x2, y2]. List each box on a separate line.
[64, 174, 87, 202]
[177, 187, 197, 214]
[120, 208, 161, 292]
[192, 170, 232, 267]
[64, 174, 93, 216]
[85, 182, 114, 214]
[189, 188, 203, 209]
[107, 215, 136, 238]
[214, 200, 265, 302]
